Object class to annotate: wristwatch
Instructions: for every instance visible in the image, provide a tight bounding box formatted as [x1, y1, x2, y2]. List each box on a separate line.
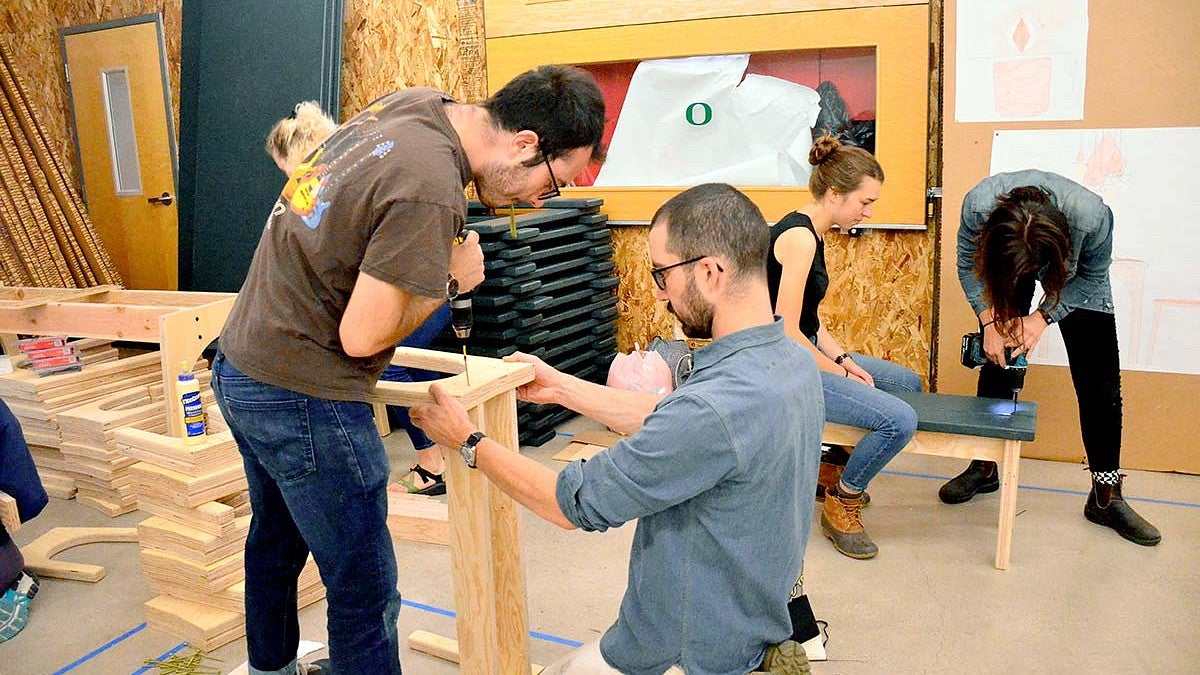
[1037, 308, 1054, 325]
[834, 352, 852, 365]
[459, 431, 486, 469]
[446, 275, 460, 301]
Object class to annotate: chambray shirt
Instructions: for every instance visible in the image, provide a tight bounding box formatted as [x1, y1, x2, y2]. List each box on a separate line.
[958, 169, 1115, 323]
[556, 318, 823, 675]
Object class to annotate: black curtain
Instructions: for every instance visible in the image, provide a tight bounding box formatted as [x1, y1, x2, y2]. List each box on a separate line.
[177, 0, 343, 291]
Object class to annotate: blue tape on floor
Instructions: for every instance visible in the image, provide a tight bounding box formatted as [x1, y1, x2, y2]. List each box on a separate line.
[877, 469, 1200, 508]
[52, 622, 146, 674]
[403, 598, 583, 647]
[129, 642, 188, 675]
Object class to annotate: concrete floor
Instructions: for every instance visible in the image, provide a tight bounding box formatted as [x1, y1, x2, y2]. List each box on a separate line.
[3, 414, 1198, 674]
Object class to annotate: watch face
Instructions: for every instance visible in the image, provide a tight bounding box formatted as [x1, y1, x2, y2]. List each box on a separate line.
[446, 276, 459, 298]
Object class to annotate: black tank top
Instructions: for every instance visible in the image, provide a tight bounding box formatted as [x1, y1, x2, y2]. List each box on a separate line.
[767, 211, 827, 341]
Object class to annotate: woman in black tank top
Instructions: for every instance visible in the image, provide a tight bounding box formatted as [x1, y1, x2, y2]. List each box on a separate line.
[768, 136, 923, 561]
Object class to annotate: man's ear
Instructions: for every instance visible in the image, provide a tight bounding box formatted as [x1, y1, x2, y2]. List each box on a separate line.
[696, 257, 726, 295]
[511, 129, 540, 163]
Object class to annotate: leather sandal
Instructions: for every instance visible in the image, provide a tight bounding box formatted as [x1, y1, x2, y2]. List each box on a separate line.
[398, 464, 446, 496]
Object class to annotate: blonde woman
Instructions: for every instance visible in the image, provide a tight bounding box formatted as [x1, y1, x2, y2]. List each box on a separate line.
[266, 101, 338, 175]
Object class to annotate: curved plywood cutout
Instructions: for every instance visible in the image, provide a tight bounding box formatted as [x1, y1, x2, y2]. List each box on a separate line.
[23, 526, 139, 582]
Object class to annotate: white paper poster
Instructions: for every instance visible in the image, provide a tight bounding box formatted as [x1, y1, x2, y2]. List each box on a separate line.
[594, 55, 821, 187]
[990, 128, 1200, 375]
[956, 0, 1088, 122]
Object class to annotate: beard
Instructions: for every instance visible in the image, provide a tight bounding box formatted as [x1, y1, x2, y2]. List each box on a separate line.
[473, 161, 521, 208]
[668, 278, 714, 339]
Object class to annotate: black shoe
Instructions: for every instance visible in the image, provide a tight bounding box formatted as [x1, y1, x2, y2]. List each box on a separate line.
[1084, 476, 1161, 546]
[821, 445, 851, 467]
[938, 460, 999, 504]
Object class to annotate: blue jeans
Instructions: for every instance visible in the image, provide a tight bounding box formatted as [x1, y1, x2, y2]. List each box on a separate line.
[822, 353, 921, 492]
[211, 351, 401, 675]
[379, 305, 451, 451]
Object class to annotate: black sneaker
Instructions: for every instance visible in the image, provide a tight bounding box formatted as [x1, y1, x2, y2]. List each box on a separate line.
[938, 460, 999, 504]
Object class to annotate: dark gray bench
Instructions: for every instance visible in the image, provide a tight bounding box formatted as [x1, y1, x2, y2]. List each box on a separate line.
[823, 391, 1038, 570]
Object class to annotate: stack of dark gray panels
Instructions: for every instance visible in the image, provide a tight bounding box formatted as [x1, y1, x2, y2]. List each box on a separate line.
[433, 198, 618, 446]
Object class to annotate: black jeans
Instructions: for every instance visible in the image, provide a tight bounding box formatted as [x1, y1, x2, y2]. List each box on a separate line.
[978, 282, 1122, 472]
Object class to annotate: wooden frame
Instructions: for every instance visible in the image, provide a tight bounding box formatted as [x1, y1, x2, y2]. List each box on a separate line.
[0, 286, 234, 437]
[372, 347, 536, 674]
[486, 4, 929, 224]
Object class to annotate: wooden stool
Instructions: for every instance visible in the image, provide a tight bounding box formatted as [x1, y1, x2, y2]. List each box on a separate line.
[824, 391, 1038, 570]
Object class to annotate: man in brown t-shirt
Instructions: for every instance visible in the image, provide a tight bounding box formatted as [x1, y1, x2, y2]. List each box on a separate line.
[212, 66, 605, 675]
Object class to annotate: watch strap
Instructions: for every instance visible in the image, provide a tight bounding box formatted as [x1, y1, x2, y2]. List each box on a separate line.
[460, 430, 486, 468]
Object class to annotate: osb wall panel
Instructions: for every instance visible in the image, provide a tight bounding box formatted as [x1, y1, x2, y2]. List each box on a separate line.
[341, 0, 487, 119]
[0, 1, 182, 193]
[613, 225, 935, 385]
[1, 0, 483, 194]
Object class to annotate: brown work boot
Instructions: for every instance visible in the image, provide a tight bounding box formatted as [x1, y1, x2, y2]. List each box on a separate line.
[820, 486, 878, 559]
[815, 458, 870, 506]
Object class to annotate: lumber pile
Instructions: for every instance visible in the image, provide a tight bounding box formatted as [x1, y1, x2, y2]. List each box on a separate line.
[56, 372, 213, 516]
[0, 346, 158, 499]
[118, 412, 324, 650]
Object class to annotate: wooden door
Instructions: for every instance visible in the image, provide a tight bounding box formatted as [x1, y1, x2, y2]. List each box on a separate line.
[62, 15, 178, 290]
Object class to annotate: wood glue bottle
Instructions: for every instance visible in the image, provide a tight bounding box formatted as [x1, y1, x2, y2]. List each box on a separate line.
[177, 361, 206, 445]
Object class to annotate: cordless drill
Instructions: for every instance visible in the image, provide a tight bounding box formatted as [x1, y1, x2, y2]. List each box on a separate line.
[961, 331, 1029, 412]
[450, 228, 473, 383]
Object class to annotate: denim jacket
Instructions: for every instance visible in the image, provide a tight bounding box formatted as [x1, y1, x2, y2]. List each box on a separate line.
[556, 319, 823, 675]
[958, 169, 1115, 323]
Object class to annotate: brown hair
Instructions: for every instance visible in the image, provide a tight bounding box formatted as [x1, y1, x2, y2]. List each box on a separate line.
[483, 65, 607, 166]
[651, 183, 769, 283]
[975, 186, 1072, 331]
[265, 101, 338, 172]
[807, 135, 884, 198]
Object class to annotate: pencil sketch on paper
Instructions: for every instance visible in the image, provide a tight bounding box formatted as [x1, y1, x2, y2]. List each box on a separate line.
[956, 0, 1089, 122]
[991, 127, 1200, 375]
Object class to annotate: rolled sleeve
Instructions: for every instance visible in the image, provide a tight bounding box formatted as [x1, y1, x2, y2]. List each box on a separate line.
[554, 394, 740, 532]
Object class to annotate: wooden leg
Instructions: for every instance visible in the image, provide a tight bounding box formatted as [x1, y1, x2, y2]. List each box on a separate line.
[373, 402, 391, 437]
[484, 391, 531, 674]
[994, 440, 1021, 570]
[446, 404, 500, 674]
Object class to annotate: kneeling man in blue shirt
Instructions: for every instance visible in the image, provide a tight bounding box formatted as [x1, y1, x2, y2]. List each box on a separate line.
[412, 183, 823, 675]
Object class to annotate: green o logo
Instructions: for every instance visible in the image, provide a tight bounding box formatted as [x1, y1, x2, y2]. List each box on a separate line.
[685, 102, 712, 126]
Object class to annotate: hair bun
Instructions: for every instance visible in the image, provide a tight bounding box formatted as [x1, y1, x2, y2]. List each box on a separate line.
[808, 135, 841, 166]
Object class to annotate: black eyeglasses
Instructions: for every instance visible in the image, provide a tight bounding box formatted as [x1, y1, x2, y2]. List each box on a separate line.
[537, 154, 561, 201]
[650, 256, 709, 290]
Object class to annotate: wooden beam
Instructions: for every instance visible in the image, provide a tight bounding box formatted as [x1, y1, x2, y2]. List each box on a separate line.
[408, 630, 544, 675]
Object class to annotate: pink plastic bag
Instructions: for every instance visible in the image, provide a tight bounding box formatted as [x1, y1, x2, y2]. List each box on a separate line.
[606, 343, 673, 395]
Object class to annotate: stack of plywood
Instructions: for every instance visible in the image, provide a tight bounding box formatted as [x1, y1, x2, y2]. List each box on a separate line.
[56, 372, 214, 516]
[0, 349, 162, 498]
[117, 420, 324, 650]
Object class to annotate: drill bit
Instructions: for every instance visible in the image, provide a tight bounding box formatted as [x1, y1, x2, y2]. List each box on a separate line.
[462, 345, 470, 386]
